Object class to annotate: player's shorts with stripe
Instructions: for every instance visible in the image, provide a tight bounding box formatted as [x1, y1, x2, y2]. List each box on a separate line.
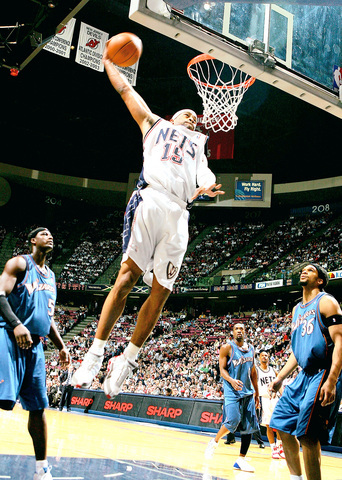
[270, 368, 342, 444]
[260, 396, 279, 426]
[222, 394, 259, 435]
[0, 328, 48, 411]
[122, 186, 189, 291]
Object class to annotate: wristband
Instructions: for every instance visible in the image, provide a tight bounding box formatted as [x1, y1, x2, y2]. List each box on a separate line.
[0, 293, 22, 329]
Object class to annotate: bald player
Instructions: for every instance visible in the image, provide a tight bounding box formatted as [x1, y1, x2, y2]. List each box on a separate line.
[72, 44, 224, 398]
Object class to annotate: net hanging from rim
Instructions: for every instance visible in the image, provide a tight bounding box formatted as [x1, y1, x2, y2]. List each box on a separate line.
[187, 54, 256, 132]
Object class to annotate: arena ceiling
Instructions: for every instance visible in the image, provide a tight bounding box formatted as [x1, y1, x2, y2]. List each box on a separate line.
[1, 0, 341, 189]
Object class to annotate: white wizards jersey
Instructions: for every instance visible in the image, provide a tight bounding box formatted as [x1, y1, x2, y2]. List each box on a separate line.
[140, 118, 215, 204]
[256, 364, 277, 397]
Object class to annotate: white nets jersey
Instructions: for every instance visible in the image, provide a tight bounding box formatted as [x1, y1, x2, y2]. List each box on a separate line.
[139, 118, 215, 204]
[256, 364, 278, 398]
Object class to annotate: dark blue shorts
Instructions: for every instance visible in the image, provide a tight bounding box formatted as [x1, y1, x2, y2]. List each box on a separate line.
[0, 328, 48, 411]
[270, 369, 342, 444]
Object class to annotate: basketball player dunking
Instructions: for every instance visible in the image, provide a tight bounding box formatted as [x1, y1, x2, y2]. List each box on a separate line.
[72, 44, 225, 397]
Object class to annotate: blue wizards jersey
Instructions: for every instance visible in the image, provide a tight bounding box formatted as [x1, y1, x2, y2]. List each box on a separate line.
[291, 292, 334, 372]
[223, 341, 255, 401]
[0, 255, 56, 336]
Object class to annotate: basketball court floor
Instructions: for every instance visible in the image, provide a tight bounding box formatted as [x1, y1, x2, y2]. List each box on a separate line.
[0, 404, 341, 480]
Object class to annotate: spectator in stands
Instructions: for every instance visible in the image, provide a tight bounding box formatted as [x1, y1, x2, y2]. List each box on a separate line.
[59, 364, 75, 412]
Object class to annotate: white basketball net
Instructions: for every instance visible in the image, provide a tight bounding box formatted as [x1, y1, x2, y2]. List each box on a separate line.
[187, 54, 255, 132]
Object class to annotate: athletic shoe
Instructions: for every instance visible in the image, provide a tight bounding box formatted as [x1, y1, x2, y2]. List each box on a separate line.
[71, 351, 104, 388]
[224, 438, 236, 445]
[258, 442, 265, 448]
[233, 457, 255, 473]
[271, 446, 281, 459]
[277, 444, 286, 459]
[204, 438, 218, 459]
[33, 465, 53, 480]
[103, 354, 138, 399]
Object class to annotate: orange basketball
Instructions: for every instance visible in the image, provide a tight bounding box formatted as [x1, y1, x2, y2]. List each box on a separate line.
[107, 32, 142, 67]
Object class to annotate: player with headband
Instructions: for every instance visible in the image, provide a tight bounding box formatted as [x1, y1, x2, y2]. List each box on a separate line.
[72, 45, 225, 398]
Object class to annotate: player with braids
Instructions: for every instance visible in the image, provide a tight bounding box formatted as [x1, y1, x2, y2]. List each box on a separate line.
[269, 263, 342, 480]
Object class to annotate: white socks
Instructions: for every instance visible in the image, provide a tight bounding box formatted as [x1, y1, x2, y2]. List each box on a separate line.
[290, 475, 303, 480]
[36, 460, 48, 471]
[124, 342, 140, 362]
[90, 339, 140, 361]
[89, 338, 106, 356]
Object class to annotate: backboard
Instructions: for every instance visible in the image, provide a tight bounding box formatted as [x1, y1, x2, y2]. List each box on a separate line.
[129, 1, 342, 119]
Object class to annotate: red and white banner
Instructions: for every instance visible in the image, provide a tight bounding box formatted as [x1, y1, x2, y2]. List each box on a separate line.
[44, 18, 76, 58]
[333, 65, 342, 92]
[116, 62, 139, 87]
[196, 115, 234, 160]
[75, 22, 109, 72]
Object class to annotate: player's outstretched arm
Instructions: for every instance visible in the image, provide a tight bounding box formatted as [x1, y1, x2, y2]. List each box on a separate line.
[102, 45, 158, 136]
[192, 183, 225, 201]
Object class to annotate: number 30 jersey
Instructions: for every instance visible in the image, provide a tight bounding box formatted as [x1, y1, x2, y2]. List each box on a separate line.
[140, 118, 216, 204]
[291, 292, 334, 372]
[0, 254, 56, 336]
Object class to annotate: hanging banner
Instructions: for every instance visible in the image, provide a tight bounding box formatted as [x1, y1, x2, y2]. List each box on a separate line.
[116, 62, 139, 87]
[44, 18, 76, 58]
[75, 22, 109, 72]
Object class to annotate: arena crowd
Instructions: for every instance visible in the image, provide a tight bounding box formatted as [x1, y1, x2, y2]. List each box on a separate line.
[45, 307, 295, 401]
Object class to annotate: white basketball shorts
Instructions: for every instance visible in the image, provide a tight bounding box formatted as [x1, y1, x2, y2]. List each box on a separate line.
[122, 186, 189, 291]
[260, 396, 279, 426]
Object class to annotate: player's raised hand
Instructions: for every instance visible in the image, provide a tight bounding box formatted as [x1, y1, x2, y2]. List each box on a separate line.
[192, 183, 225, 201]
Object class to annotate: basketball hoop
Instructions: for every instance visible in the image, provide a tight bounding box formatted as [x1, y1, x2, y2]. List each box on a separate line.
[187, 54, 256, 132]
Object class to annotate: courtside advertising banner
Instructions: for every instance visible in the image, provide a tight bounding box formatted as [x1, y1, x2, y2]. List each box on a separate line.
[44, 18, 76, 58]
[69, 389, 342, 445]
[75, 22, 109, 72]
[70, 390, 222, 430]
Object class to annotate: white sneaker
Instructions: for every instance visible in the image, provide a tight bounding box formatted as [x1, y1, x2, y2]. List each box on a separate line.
[272, 446, 281, 459]
[204, 438, 218, 459]
[71, 351, 104, 388]
[33, 465, 53, 480]
[103, 354, 138, 399]
[277, 444, 286, 459]
[233, 457, 255, 473]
